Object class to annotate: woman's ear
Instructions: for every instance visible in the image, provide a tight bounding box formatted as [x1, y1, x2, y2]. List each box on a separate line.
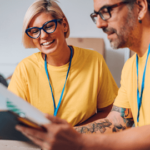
[136, 0, 148, 20]
[62, 17, 69, 33]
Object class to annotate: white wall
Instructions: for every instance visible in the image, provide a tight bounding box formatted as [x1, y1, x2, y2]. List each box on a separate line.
[0, 0, 130, 87]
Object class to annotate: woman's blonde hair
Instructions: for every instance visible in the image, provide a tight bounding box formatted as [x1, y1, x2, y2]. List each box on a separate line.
[22, 0, 70, 48]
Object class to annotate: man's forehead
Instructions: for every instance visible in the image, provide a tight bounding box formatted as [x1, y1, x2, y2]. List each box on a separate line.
[93, 0, 121, 11]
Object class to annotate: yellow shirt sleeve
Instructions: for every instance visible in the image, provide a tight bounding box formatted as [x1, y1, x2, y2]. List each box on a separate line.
[114, 61, 130, 108]
[97, 56, 118, 109]
[8, 61, 29, 102]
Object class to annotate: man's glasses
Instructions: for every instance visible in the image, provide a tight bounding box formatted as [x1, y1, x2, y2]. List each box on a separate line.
[26, 19, 62, 39]
[90, 1, 130, 24]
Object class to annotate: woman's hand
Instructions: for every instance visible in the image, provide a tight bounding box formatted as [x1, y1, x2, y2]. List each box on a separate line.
[16, 114, 83, 150]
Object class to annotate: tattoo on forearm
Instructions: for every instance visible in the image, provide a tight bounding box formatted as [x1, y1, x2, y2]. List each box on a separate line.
[112, 124, 126, 132]
[75, 106, 134, 134]
[74, 119, 112, 134]
[111, 105, 121, 113]
[112, 106, 134, 128]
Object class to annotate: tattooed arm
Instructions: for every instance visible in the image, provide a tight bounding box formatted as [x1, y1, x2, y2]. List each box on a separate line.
[74, 105, 134, 134]
[16, 113, 150, 150]
[77, 104, 113, 126]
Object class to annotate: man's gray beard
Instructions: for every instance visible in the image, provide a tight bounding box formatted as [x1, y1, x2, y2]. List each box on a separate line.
[110, 40, 116, 49]
[109, 33, 127, 49]
[110, 39, 121, 49]
[109, 10, 136, 49]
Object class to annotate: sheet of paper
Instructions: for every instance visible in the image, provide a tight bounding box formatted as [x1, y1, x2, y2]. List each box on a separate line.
[0, 84, 51, 125]
[0, 94, 7, 110]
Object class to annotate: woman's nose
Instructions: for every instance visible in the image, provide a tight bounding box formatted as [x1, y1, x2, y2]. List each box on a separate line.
[40, 29, 49, 39]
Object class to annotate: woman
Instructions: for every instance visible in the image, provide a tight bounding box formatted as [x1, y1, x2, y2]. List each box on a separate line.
[8, 0, 118, 126]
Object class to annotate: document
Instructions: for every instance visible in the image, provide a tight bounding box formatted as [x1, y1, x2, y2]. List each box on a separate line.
[0, 83, 51, 141]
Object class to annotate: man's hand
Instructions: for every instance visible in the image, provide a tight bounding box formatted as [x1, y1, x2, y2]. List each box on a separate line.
[16, 114, 83, 150]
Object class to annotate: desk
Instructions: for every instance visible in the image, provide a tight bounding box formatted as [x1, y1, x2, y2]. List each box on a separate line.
[0, 140, 41, 150]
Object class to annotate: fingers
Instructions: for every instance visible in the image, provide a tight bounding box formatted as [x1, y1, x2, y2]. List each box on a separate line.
[15, 122, 82, 150]
[16, 125, 51, 142]
[16, 125, 52, 149]
[45, 114, 68, 124]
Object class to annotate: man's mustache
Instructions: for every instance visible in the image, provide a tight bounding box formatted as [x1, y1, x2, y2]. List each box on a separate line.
[103, 28, 117, 34]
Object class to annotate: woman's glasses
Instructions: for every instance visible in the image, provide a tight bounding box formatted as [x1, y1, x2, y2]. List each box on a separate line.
[26, 19, 62, 39]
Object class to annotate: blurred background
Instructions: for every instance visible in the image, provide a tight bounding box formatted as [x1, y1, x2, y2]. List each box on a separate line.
[0, 0, 130, 87]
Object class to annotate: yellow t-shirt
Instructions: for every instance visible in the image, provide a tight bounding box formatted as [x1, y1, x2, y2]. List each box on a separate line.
[8, 46, 118, 126]
[114, 49, 150, 127]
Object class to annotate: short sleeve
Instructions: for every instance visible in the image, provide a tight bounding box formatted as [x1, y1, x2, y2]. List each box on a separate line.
[114, 63, 130, 108]
[8, 62, 29, 102]
[97, 57, 118, 109]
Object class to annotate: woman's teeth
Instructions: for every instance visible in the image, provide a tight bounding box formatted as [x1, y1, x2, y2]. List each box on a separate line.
[42, 40, 54, 46]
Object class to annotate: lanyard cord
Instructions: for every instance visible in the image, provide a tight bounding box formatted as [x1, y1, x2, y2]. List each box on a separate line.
[136, 44, 150, 123]
[44, 46, 73, 116]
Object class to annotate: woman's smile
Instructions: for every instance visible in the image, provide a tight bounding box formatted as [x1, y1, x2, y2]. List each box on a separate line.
[41, 39, 55, 47]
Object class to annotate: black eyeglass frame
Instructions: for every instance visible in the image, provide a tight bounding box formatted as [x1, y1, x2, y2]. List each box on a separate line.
[25, 18, 63, 39]
[90, 1, 130, 23]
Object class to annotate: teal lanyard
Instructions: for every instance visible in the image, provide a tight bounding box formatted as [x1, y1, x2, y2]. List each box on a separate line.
[136, 44, 150, 123]
[44, 46, 73, 116]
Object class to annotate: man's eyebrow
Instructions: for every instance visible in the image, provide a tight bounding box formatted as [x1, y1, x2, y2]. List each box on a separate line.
[95, 4, 111, 12]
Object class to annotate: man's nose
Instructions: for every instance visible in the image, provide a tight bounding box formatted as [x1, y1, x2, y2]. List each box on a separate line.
[96, 15, 108, 29]
[40, 29, 49, 39]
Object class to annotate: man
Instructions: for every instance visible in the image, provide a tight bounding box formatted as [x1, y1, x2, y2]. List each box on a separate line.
[16, 0, 150, 149]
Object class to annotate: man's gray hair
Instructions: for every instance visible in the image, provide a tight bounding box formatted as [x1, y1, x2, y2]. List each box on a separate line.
[122, 0, 150, 11]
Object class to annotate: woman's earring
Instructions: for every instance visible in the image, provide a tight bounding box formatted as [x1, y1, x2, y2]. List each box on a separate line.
[138, 17, 142, 24]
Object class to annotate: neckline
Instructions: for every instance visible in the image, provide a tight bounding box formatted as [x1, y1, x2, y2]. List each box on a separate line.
[138, 49, 148, 62]
[38, 46, 76, 71]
